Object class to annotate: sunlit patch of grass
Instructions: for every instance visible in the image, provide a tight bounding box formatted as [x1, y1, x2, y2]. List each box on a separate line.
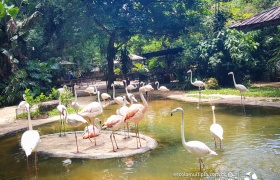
[187, 86, 280, 97]
[47, 107, 77, 116]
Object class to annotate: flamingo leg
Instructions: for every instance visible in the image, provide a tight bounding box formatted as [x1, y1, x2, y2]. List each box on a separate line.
[34, 152, 38, 178]
[199, 158, 205, 172]
[74, 131, 79, 153]
[214, 137, 217, 149]
[112, 133, 119, 149]
[59, 115, 62, 137]
[135, 123, 141, 148]
[26, 156, 30, 176]
[110, 132, 116, 152]
[220, 139, 222, 149]
[127, 122, 130, 138]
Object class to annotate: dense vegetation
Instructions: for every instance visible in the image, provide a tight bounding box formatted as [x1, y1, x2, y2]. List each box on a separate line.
[1, 0, 280, 106]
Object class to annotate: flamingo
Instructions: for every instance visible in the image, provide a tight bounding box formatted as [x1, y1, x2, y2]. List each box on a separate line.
[85, 86, 96, 101]
[171, 107, 217, 172]
[57, 88, 67, 136]
[78, 90, 103, 145]
[66, 113, 92, 153]
[20, 102, 40, 176]
[187, 69, 206, 103]
[101, 92, 111, 106]
[124, 86, 154, 148]
[127, 82, 137, 91]
[83, 118, 102, 139]
[71, 85, 80, 113]
[228, 72, 249, 105]
[210, 106, 223, 149]
[111, 83, 128, 106]
[155, 81, 170, 99]
[116, 95, 132, 138]
[123, 80, 137, 104]
[102, 114, 125, 152]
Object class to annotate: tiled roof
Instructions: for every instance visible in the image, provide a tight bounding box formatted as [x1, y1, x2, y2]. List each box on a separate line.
[229, 5, 280, 31]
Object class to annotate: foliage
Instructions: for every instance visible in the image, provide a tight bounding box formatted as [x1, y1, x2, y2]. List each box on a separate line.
[60, 85, 73, 107]
[205, 77, 219, 89]
[134, 63, 149, 73]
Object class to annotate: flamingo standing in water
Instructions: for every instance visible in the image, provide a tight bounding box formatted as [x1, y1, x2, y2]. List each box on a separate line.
[57, 88, 67, 136]
[71, 85, 80, 113]
[102, 114, 125, 152]
[171, 107, 217, 172]
[20, 102, 40, 176]
[155, 81, 170, 99]
[123, 80, 137, 104]
[210, 106, 223, 149]
[101, 92, 111, 106]
[83, 118, 102, 139]
[228, 72, 249, 105]
[66, 113, 92, 153]
[187, 69, 206, 103]
[78, 88, 103, 145]
[124, 85, 154, 148]
[112, 83, 128, 106]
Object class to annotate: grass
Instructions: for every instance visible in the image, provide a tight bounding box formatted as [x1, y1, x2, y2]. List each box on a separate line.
[187, 86, 280, 97]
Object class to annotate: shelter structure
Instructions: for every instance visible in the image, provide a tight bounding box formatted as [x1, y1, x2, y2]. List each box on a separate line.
[229, 5, 280, 31]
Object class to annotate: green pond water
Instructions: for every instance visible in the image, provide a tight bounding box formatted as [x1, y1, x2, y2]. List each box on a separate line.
[0, 99, 280, 179]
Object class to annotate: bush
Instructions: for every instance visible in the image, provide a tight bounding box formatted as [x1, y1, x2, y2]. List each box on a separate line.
[205, 77, 219, 89]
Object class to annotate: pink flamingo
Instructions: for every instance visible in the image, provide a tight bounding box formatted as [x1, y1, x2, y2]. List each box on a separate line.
[83, 118, 102, 139]
[124, 86, 154, 148]
[66, 113, 92, 153]
[210, 106, 223, 149]
[102, 115, 125, 152]
[78, 88, 103, 145]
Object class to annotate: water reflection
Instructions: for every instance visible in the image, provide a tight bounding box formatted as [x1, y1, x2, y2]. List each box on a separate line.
[0, 99, 280, 179]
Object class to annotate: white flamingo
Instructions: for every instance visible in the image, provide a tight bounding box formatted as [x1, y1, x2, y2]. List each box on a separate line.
[187, 69, 206, 103]
[111, 83, 128, 106]
[66, 113, 92, 153]
[123, 80, 137, 103]
[155, 81, 169, 99]
[124, 86, 154, 148]
[57, 88, 67, 136]
[83, 118, 101, 139]
[102, 114, 125, 152]
[228, 72, 249, 105]
[71, 85, 80, 113]
[101, 92, 111, 106]
[85, 86, 96, 101]
[171, 107, 217, 172]
[210, 106, 223, 149]
[20, 102, 40, 175]
[78, 89, 103, 145]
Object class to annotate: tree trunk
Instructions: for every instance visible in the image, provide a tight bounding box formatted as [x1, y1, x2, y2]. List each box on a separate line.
[106, 31, 117, 89]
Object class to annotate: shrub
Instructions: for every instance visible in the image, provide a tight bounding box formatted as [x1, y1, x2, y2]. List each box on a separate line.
[205, 77, 219, 89]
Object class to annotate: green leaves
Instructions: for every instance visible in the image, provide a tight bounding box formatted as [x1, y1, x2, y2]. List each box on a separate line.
[0, 2, 18, 19]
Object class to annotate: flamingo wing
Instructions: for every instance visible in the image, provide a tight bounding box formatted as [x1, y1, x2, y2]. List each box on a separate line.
[185, 141, 217, 158]
[210, 124, 223, 140]
[21, 130, 40, 157]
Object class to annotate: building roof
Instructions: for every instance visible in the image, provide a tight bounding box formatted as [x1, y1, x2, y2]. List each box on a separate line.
[229, 5, 280, 31]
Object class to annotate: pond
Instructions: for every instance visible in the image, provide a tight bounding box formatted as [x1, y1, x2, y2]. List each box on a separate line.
[0, 99, 280, 179]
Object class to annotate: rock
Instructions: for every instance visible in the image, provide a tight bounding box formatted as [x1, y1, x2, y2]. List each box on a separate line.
[38, 100, 59, 112]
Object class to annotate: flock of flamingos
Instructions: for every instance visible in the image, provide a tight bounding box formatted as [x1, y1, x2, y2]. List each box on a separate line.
[18, 70, 248, 174]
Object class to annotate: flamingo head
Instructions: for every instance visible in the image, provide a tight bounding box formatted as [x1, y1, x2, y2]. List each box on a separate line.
[187, 70, 192, 73]
[228, 72, 234, 75]
[94, 118, 101, 125]
[171, 107, 183, 116]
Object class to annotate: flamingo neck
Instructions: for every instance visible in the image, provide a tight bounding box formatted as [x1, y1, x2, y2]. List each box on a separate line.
[112, 84, 116, 99]
[139, 88, 148, 108]
[156, 82, 159, 90]
[189, 71, 194, 85]
[231, 74, 237, 87]
[59, 94, 61, 105]
[212, 110, 216, 124]
[125, 87, 129, 97]
[180, 110, 186, 146]
[27, 108, 33, 130]
[75, 89, 77, 102]
[97, 91, 103, 112]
